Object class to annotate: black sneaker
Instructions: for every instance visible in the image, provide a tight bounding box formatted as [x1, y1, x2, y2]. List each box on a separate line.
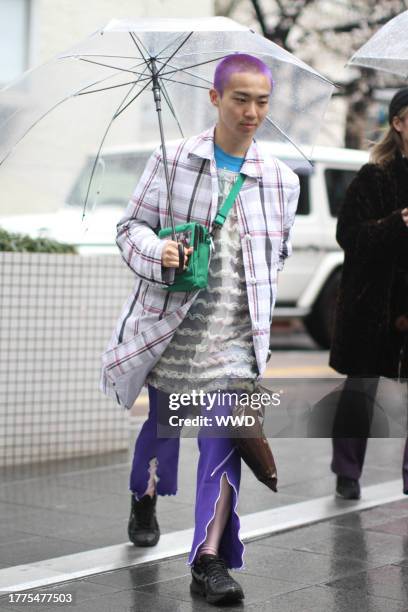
[128, 493, 160, 546]
[336, 476, 361, 500]
[190, 554, 244, 605]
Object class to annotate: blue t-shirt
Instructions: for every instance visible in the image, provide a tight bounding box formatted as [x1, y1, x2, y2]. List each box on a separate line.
[214, 143, 245, 173]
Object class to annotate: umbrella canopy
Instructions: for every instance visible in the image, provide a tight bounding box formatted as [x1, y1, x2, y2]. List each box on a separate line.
[348, 10, 408, 78]
[0, 17, 334, 220]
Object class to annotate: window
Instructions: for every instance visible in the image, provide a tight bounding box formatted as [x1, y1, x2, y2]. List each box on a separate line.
[66, 151, 152, 208]
[283, 158, 311, 215]
[325, 168, 358, 217]
[294, 173, 310, 215]
[0, 0, 30, 84]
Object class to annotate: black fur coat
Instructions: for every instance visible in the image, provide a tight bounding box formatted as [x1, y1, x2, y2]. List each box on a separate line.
[329, 151, 408, 378]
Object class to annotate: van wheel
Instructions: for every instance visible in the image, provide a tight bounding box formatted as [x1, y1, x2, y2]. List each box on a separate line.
[304, 270, 342, 349]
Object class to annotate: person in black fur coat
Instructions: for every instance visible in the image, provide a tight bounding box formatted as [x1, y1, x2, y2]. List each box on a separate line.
[329, 87, 408, 500]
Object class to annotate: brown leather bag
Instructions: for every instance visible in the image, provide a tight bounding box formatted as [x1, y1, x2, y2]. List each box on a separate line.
[231, 386, 278, 492]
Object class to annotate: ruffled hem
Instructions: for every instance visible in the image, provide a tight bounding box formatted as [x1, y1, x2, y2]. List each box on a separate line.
[172, 325, 252, 340]
[153, 350, 256, 367]
[146, 374, 257, 394]
[182, 310, 251, 325]
[189, 290, 248, 306]
[160, 336, 253, 353]
[149, 364, 257, 379]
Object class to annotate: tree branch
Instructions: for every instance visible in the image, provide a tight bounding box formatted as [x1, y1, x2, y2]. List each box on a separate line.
[249, 0, 319, 48]
[214, 0, 240, 17]
[250, 0, 269, 37]
[316, 10, 401, 34]
[274, 0, 287, 17]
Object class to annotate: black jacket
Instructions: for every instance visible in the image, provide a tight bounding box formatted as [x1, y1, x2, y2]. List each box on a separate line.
[329, 151, 408, 378]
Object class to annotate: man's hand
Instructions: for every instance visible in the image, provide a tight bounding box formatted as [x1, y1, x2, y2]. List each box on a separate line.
[162, 240, 193, 269]
[402, 208, 408, 227]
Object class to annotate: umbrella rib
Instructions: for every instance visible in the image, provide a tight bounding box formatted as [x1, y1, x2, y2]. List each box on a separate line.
[132, 33, 153, 60]
[164, 51, 334, 87]
[69, 59, 149, 97]
[113, 78, 152, 120]
[60, 54, 147, 65]
[159, 54, 229, 79]
[0, 62, 148, 165]
[264, 115, 312, 165]
[156, 32, 194, 76]
[75, 77, 151, 97]
[159, 75, 209, 90]
[154, 58, 213, 87]
[82, 72, 150, 218]
[114, 63, 151, 115]
[129, 32, 151, 67]
[0, 97, 72, 167]
[78, 57, 143, 76]
[155, 31, 192, 61]
[158, 77, 185, 138]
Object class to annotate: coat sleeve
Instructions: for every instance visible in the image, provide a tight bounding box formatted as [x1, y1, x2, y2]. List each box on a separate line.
[277, 176, 300, 272]
[116, 147, 175, 286]
[336, 163, 408, 264]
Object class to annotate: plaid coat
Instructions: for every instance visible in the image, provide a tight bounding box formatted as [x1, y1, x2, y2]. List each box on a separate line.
[101, 127, 299, 408]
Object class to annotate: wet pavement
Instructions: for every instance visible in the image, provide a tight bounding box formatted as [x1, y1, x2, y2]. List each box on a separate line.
[0, 498, 408, 611]
[0, 437, 406, 565]
[0, 329, 407, 609]
[0, 436, 407, 610]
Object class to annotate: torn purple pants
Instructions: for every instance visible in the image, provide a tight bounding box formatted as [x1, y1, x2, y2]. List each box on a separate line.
[129, 385, 244, 568]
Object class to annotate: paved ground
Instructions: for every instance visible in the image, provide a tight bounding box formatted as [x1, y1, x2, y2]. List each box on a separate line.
[0, 437, 406, 567]
[0, 498, 408, 611]
[0, 328, 405, 566]
[0, 329, 407, 609]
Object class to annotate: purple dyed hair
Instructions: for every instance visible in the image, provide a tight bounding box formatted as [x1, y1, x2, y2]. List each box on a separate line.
[213, 53, 273, 96]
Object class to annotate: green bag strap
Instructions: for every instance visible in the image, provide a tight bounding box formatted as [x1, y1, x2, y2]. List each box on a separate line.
[212, 173, 246, 231]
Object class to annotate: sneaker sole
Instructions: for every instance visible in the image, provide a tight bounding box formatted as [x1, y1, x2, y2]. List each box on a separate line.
[335, 491, 360, 500]
[190, 578, 244, 605]
[128, 537, 160, 547]
[128, 528, 160, 547]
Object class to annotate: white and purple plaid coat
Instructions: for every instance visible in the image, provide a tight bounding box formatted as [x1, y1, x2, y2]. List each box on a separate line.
[101, 127, 300, 408]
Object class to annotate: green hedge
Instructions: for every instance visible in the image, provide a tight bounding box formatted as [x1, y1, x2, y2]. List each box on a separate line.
[0, 228, 78, 254]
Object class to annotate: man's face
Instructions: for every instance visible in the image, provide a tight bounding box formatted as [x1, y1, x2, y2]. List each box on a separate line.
[210, 71, 271, 140]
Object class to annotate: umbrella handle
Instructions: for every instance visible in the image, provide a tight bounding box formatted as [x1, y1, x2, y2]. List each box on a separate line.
[177, 242, 185, 274]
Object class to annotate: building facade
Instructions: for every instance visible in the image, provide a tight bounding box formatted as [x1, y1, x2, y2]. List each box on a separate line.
[0, 0, 214, 85]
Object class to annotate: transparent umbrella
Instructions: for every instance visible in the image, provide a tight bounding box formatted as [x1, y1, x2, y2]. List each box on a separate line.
[348, 10, 408, 77]
[0, 16, 334, 231]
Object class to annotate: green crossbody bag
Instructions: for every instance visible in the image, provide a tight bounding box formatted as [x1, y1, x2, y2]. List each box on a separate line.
[158, 173, 246, 292]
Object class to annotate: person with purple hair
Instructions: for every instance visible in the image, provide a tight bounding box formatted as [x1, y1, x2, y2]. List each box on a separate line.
[213, 53, 274, 96]
[102, 53, 299, 605]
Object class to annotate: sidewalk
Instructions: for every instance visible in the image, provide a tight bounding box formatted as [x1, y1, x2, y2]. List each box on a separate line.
[0, 497, 407, 611]
[0, 438, 406, 565]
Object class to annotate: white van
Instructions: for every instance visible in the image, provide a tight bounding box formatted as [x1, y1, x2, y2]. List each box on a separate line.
[271, 143, 368, 348]
[0, 142, 369, 348]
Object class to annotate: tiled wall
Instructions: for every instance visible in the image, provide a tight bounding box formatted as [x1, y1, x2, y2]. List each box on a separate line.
[0, 252, 135, 466]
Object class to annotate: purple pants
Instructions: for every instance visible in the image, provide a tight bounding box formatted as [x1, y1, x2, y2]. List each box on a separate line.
[331, 377, 408, 493]
[130, 385, 245, 569]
